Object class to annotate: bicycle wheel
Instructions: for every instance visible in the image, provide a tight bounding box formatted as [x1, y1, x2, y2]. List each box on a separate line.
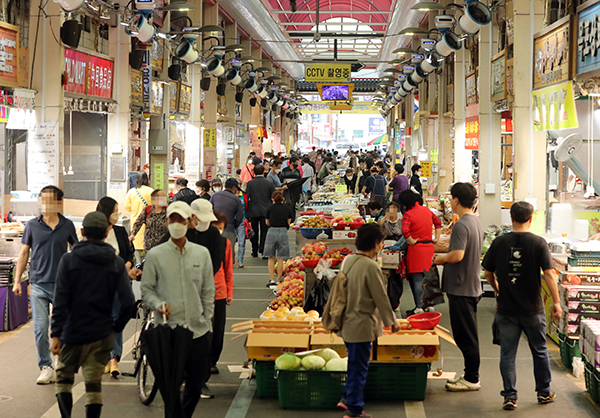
[137, 354, 158, 405]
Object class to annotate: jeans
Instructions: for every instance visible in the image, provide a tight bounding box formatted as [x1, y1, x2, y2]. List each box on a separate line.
[343, 341, 371, 415]
[407, 273, 424, 309]
[236, 222, 246, 263]
[496, 313, 552, 399]
[448, 294, 481, 384]
[222, 230, 237, 261]
[181, 332, 212, 418]
[31, 282, 55, 369]
[110, 294, 123, 361]
[250, 217, 268, 255]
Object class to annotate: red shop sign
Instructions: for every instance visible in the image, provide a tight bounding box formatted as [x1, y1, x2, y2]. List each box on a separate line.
[64, 48, 113, 99]
[465, 104, 479, 150]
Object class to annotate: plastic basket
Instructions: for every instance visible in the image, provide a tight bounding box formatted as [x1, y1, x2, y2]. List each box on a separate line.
[567, 256, 600, 267]
[571, 250, 600, 258]
[253, 360, 278, 398]
[584, 358, 600, 404]
[364, 363, 429, 401]
[300, 228, 332, 239]
[276, 369, 346, 409]
[558, 332, 581, 369]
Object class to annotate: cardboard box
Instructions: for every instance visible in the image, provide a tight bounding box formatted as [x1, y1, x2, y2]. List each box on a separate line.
[333, 230, 357, 240]
[560, 284, 600, 302]
[375, 330, 439, 362]
[560, 272, 600, 285]
[245, 321, 312, 360]
[564, 301, 600, 313]
[310, 333, 347, 357]
[382, 251, 400, 268]
[542, 279, 559, 344]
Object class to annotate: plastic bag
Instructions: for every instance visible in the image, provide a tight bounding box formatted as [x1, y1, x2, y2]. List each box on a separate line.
[304, 277, 331, 316]
[314, 258, 337, 282]
[387, 270, 403, 311]
[421, 264, 445, 308]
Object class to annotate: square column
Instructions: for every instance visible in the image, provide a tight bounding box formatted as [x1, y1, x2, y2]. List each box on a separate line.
[202, 2, 219, 180]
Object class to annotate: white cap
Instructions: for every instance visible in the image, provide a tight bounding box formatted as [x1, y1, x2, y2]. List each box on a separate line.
[166, 201, 192, 219]
[190, 199, 218, 223]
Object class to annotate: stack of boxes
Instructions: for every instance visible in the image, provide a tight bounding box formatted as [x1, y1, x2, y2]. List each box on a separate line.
[558, 272, 600, 337]
[581, 319, 600, 370]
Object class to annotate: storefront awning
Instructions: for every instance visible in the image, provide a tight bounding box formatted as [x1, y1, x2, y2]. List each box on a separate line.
[368, 134, 388, 146]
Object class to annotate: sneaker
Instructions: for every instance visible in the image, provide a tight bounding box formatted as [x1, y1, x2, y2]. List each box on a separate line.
[447, 374, 463, 384]
[414, 308, 425, 314]
[104, 362, 110, 374]
[201, 385, 214, 399]
[425, 307, 435, 312]
[238, 262, 244, 268]
[210, 366, 219, 375]
[503, 398, 517, 410]
[109, 358, 120, 378]
[251, 253, 258, 258]
[266, 281, 276, 288]
[262, 256, 269, 260]
[537, 391, 556, 404]
[343, 411, 372, 418]
[337, 398, 348, 411]
[445, 377, 481, 392]
[37, 366, 56, 385]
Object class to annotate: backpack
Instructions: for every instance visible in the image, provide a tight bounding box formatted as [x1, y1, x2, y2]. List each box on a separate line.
[322, 257, 359, 333]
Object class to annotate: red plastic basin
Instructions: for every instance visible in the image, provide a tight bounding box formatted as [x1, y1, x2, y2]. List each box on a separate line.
[302, 258, 320, 268]
[407, 312, 442, 330]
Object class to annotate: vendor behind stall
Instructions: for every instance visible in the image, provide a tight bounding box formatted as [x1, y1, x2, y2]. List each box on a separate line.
[379, 202, 403, 241]
[343, 169, 357, 194]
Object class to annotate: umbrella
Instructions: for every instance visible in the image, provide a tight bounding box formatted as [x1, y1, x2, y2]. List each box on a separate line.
[141, 319, 194, 418]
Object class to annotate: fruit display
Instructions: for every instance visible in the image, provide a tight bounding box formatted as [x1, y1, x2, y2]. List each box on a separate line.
[261, 306, 321, 321]
[274, 349, 348, 371]
[302, 242, 328, 256]
[282, 257, 305, 273]
[270, 273, 305, 310]
[332, 214, 365, 230]
[300, 216, 331, 229]
[322, 248, 351, 264]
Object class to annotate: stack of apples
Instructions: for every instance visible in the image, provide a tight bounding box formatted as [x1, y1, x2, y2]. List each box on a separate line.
[302, 242, 328, 257]
[300, 216, 331, 229]
[332, 214, 366, 230]
[322, 249, 344, 262]
[283, 257, 305, 273]
[270, 277, 305, 310]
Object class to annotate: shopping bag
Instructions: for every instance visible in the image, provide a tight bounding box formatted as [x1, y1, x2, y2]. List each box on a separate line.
[387, 270, 403, 311]
[421, 263, 445, 308]
[304, 277, 331, 316]
[244, 219, 255, 240]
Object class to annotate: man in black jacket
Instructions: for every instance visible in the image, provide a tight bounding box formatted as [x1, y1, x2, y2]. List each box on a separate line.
[51, 212, 135, 418]
[246, 165, 276, 257]
[173, 178, 200, 205]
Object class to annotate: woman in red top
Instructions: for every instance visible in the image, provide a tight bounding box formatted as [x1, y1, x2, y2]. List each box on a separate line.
[399, 190, 442, 315]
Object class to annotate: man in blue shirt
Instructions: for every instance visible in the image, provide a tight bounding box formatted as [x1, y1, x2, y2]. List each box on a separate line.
[13, 186, 78, 384]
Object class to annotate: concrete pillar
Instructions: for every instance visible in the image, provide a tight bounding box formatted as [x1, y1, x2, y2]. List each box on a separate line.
[188, 2, 203, 183]
[202, 1, 219, 181]
[453, 47, 470, 183]
[238, 37, 253, 164]
[224, 22, 238, 176]
[478, 22, 503, 228]
[512, 0, 546, 208]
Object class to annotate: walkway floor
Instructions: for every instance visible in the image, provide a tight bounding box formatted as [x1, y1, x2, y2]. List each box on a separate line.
[0, 231, 599, 418]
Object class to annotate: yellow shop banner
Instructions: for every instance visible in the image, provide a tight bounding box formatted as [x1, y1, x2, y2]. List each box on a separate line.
[532, 81, 578, 131]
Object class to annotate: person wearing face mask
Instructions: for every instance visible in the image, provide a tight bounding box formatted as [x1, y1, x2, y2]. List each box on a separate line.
[173, 178, 200, 205]
[356, 159, 370, 194]
[96, 196, 135, 378]
[410, 164, 423, 196]
[195, 179, 212, 200]
[388, 164, 410, 207]
[211, 178, 223, 195]
[141, 202, 215, 416]
[335, 223, 401, 418]
[125, 172, 153, 264]
[129, 189, 169, 255]
[362, 167, 388, 205]
[281, 156, 303, 215]
[13, 185, 78, 385]
[267, 159, 288, 193]
[343, 169, 356, 193]
[211, 178, 244, 261]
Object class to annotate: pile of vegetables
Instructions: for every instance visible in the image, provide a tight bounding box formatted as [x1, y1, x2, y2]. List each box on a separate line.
[482, 225, 513, 255]
[275, 349, 348, 372]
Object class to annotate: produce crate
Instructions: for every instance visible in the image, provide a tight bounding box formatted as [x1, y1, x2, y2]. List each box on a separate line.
[568, 256, 600, 268]
[584, 358, 600, 404]
[559, 332, 581, 369]
[572, 250, 600, 258]
[253, 360, 278, 398]
[276, 369, 346, 409]
[364, 362, 429, 401]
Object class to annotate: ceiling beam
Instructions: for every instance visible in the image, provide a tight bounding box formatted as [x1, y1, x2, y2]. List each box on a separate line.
[272, 10, 392, 14]
[286, 29, 387, 33]
[278, 22, 389, 26]
[288, 32, 385, 38]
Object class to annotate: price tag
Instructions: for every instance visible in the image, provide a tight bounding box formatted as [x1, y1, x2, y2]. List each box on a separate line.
[335, 184, 348, 194]
[430, 150, 439, 164]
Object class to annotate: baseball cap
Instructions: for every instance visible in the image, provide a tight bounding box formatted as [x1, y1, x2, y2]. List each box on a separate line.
[225, 178, 240, 189]
[211, 178, 222, 185]
[82, 211, 109, 230]
[166, 201, 192, 219]
[190, 199, 218, 223]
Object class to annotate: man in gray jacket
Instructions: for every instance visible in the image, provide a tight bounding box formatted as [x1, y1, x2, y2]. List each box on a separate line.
[246, 165, 276, 258]
[211, 178, 243, 259]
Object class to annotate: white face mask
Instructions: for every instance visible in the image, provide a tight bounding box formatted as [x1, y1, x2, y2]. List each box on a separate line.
[248, 159, 253, 164]
[168, 222, 188, 239]
[195, 221, 210, 232]
[417, 171, 422, 176]
[347, 176, 354, 181]
[275, 169, 281, 174]
[213, 187, 222, 193]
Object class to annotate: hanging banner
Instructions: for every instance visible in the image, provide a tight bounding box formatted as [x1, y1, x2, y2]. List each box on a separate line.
[305, 63, 351, 82]
[298, 101, 379, 114]
[64, 48, 113, 99]
[532, 80, 578, 131]
[466, 72, 478, 105]
[533, 15, 573, 89]
[430, 150, 439, 164]
[465, 104, 479, 150]
[577, 1, 600, 76]
[204, 128, 216, 149]
[28, 122, 59, 193]
[414, 110, 420, 130]
[491, 50, 507, 102]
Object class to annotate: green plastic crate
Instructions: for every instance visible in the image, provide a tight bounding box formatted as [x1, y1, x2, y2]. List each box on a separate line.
[364, 363, 429, 401]
[559, 332, 582, 369]
[253, 360, 278, 398]
[276, 369, 346, 409]
[567, 256, 600, 267]
[584, 359, 600, 404]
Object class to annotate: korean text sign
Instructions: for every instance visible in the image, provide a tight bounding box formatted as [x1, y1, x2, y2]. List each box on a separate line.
[532, 81, 578, 131]
[64, 48, 113, 99]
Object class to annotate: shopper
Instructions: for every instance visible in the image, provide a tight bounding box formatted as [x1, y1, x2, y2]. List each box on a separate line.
[246, 165, 276, 258]
[410, 164, 423, 195]
[315, 149, 324, 174]
[211, 178, 244, 260]
[348, 150, 358, 172]
[343, 169, 356, 194]
[337, 223, 400, 418]
[301, 156, 315, 203]
[96, 196, 135, 378]
[267, 159, 288, 193]
[129, 189, 169, 255]
[281, 156, 303, 213]
[362, 167, 388, 205]
[196, 180, 212, 200]
[400, 190, 442, 315]
[482, 201, 562, 410]
[51, 211, 134, 418]
[207, 210, 234, 377]
[366, 201, 384, 222]
[263, 159, 271, 175]
[264, 191, 294, 287]
[125, 172, 153, 263]
[379, 201, 404, 241]
[236, 190, 247, 268]
[434, 182, 483, 391]
[172, 178, 200, 205]
[211, 178, 223, 195]
[356, 159, 370, 194]
[13, 185, 78, 385]
[141, 202, 215, 417]
[240, 156, 256, 187]
[388, 164, 409, 204]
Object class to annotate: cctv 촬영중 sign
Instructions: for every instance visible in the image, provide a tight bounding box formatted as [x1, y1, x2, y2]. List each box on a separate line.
[305, 64, 351, 82]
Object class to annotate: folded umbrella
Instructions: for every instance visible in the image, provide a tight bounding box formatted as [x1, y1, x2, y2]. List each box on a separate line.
[141, 319, 194, 418]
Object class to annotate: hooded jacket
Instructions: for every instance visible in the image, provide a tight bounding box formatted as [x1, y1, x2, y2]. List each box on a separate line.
[51, 240, 135, 345]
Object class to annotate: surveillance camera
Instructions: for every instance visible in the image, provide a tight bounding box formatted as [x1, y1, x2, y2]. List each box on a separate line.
[135, 0, 156, 11]
[436, 31, 462, 57]
[421, 38, 436, 51]
[458, 1, 492, 35]
[403, 65, 415, 75]
[314, 32, 322, 42]
[53, 0, 85, 12]
[411, 54, 424, 64]
[435, 15, 456, 30]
